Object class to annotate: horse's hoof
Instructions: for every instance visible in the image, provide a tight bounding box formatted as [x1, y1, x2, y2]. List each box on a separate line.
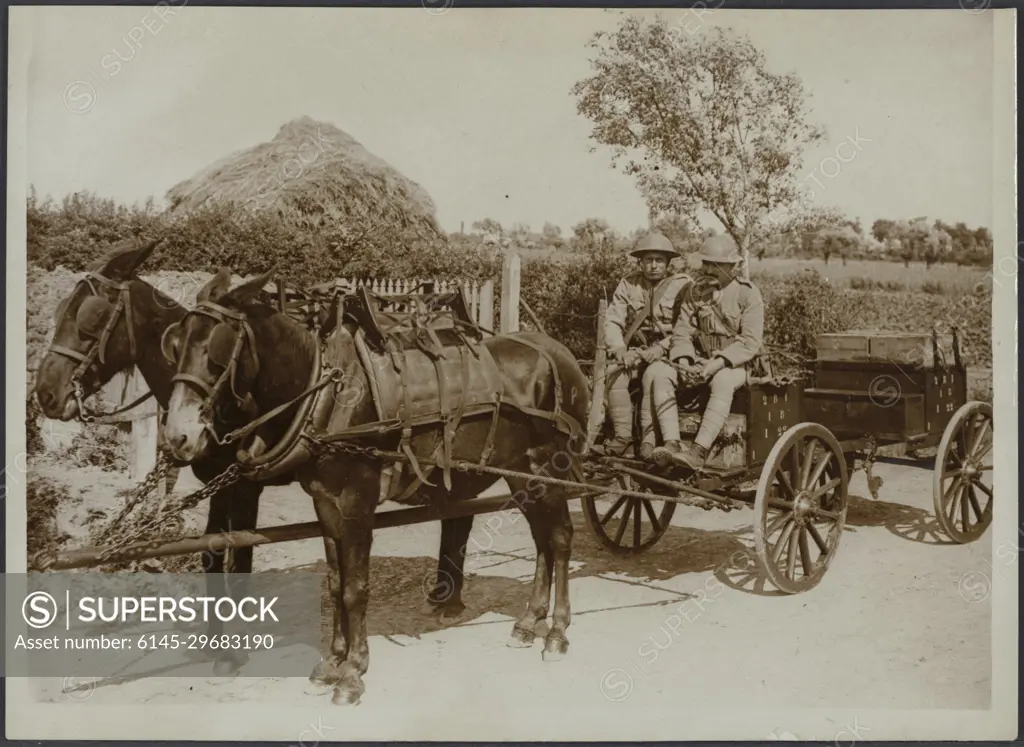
[542, 634, 569, 662]
[439, 605, 467, 626]
[507, 625, 535, 648]
[331, 677, 365, 706]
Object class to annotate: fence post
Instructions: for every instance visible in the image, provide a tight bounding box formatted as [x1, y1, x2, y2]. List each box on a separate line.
[499, 253, 521, 334]
[585, 299, 608, 452]
[126, 366, 162, 497]
[478, 278, 495, 331]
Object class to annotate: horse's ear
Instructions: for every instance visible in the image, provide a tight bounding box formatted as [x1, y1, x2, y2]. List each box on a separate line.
[98, 236, 165, 279]
[223, 269, 276, 306]
[197, 267, 233, 303]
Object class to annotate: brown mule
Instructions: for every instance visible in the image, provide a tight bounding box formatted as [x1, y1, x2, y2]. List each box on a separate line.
[162, 269, 590, 705]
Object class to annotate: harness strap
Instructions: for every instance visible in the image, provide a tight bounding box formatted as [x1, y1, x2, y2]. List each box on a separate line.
[623, 276, 674, 347]
[47, 345, 91, 365]
[432, 351, 453, 490]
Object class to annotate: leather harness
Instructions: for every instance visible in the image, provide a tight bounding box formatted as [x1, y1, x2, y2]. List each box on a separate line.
[167, 283, 584, 495]
[44, 271, 155, 423]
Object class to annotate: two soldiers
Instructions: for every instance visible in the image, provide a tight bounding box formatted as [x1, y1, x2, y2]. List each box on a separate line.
[598, 232, 765, 470]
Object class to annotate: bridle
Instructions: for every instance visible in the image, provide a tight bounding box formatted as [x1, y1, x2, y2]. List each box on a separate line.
[44, 271, 152, 424]
[169, 300, 261, 446]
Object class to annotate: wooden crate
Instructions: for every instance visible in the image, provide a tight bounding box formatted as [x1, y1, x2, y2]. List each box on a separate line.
[802, 387, 927, 441]
[814, 333, 869, 362]
[816, 330, 957, 369]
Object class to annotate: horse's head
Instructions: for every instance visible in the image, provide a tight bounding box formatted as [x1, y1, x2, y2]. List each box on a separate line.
[34, 236, 166, 420]
[162, 267, 276, 463]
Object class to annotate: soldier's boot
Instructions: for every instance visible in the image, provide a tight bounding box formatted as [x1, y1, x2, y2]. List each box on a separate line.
[655, 440, 708, 471]
[662, 379, 735, 470]
[595, 373, 634, 458]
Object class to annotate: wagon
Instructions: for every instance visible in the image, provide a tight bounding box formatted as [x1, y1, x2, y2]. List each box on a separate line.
[579, 299, 993, 593]
[36, 282, 993, 598]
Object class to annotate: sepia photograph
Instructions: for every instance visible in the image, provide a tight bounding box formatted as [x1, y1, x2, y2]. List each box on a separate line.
[6, 3, 1017, 741]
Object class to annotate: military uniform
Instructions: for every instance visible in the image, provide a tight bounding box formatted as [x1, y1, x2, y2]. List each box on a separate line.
[645, 235, 765, 469]
[605, 269, 691, 358]
[597, 232, 691, 459]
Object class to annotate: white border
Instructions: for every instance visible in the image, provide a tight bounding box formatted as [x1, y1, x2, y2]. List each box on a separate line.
[6, 6, 1018, 741]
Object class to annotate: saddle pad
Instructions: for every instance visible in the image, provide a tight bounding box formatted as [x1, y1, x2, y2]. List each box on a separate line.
[359, 329, 504, 428]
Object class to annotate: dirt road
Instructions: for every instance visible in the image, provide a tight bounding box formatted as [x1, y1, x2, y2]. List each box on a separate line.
[34, 455, 992, 723]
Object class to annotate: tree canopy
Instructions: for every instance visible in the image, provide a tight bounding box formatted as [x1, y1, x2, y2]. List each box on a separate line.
[571, 17, 842, 264]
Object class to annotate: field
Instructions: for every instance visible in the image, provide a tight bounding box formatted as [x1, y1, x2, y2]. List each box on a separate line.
[515, 248, 992, 295]
[750, 257, 991, 293]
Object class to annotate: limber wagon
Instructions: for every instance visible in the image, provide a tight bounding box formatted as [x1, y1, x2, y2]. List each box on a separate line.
[578, 301, 993, 592]
[38, 282, 993, 596]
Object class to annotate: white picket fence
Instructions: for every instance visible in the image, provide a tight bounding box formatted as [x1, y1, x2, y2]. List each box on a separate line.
[115, 254, 523, 493]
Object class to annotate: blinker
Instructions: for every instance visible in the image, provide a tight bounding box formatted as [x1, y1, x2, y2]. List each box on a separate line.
[76, 296, 114, 338]
[161, 322, 183, 364]
[208, 322, 238, 368]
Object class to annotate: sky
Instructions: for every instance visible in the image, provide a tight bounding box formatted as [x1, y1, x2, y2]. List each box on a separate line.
[17, 6, 996, 236]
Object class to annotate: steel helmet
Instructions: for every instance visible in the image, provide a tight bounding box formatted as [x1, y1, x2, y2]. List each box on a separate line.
[697, 234, 743, 264]
[630, 231, 681, 260]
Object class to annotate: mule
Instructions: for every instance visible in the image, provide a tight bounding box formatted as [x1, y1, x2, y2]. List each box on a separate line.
[32, 240, 481, 674]
[161, 268, 589, 705]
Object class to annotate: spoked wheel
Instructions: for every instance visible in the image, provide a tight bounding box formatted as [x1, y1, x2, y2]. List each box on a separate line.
[582, 473, 676, 555]
[933, 401, 993, 544]
[753, 423, 849, 594]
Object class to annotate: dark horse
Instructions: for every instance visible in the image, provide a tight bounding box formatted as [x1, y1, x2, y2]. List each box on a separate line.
[32, 240, 491, 673]
[161, 268, 590, 705]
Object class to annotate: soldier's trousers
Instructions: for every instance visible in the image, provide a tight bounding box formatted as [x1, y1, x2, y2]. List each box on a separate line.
[644, 362, 747, 449]
[605, 363, 637, 442]
[605, 361, 664, 445]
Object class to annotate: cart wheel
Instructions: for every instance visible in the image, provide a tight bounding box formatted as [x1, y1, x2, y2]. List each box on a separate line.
[753, 422, 849, 594]
[582, 474, 676, 555]
[933, 401, 993, 544]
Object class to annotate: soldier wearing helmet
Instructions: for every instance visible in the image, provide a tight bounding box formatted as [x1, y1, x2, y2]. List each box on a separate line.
[596, 231, 691, 460]
[643, 234, 765, 470]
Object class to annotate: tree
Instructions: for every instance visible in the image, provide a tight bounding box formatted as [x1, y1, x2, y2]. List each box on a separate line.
[570, 217, 618, 252]
[541, 222, 562, 240]
[571, 18, 841, 273]
[471, 218, 503, 236]
[650, 211, 699, 254]
[871, 219, 896, 244]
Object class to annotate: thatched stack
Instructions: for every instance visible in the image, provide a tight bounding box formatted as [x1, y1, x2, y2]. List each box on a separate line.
[165, 116, 444, 242]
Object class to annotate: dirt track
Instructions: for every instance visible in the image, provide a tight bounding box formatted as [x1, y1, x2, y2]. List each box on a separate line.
[34, 455, 991, 718]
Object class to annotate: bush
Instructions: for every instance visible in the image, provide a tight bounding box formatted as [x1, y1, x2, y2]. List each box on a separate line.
[56, 425, 131, 473]
[26, 474, 72, 559]
[518, 246, 635, 360]
[757, 269, 872, 361]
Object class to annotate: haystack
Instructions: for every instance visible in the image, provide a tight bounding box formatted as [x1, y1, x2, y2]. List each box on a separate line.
[165, 116, 444, 241]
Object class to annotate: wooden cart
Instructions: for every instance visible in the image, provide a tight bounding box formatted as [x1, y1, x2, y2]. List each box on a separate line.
[580, 304, 993, 594]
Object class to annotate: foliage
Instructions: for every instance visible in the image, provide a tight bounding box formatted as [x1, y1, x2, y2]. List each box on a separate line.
[755, 270, 872, 361]
[26, 474, 72, 559]
[571, 19, 841, 258]
[519, 245, 636, 359]
[56, 425, 131, 473]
